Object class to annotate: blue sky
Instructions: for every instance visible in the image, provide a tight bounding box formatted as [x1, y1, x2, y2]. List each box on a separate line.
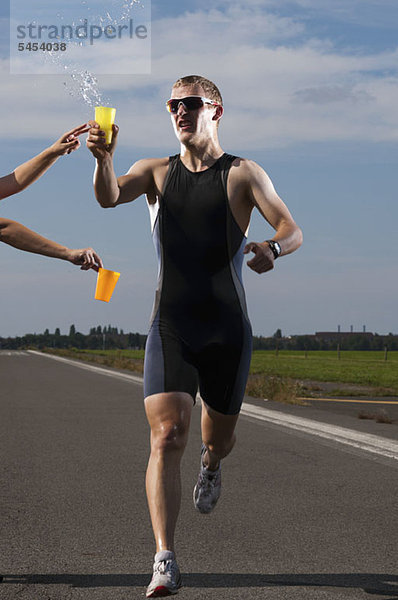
[1, 0, 397, 338]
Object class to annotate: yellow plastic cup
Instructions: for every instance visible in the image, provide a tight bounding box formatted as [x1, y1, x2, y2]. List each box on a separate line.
[95, 268, 120, 302]
[95, 106, 116, 145]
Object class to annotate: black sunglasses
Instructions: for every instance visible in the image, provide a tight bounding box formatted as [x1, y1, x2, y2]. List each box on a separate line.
[166, 96, 220, 114]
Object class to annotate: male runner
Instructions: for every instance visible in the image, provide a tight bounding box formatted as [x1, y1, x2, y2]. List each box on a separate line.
[87, 75, 302, 597]
[1, 124, 102, 270]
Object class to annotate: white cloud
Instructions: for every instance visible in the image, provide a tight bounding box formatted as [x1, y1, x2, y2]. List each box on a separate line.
[297, 0, 398, 27]
[151, 6, 304, 51]
[293, 85, 373, 105]
[221, 0, 398, 29]
[2, 3, 398, 149]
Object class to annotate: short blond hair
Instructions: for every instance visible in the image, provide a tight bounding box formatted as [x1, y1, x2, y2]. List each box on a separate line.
[173, 75, 223, 106]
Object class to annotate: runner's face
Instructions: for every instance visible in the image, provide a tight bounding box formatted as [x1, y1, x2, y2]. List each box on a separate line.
[169, 84, 219, 143]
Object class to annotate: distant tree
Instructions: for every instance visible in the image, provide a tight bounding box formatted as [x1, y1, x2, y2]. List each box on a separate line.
[129, 332, 139, 348]
[74, 332, 86, 349]
[69, 324, 76, 337]
[273, 328, 282, 339]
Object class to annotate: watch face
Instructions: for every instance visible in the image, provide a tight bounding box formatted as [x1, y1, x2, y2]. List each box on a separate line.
[274, 242, 281, 255]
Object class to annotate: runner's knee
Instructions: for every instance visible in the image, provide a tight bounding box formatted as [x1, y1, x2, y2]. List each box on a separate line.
[203, 434, 236, 459]
[151, 420, 189, 453]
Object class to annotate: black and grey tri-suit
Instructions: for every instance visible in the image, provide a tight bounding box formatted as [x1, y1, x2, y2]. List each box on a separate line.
[143, 153, 252, 415]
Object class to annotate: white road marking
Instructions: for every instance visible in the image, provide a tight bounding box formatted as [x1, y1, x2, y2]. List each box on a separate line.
[0, 351, 30, 356]
[27, 350, 143, 384]
[240, 403, 398, 461]
[27, 350, 398, 461]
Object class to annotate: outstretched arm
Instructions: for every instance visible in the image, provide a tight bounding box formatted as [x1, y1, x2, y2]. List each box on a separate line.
[0, 124, 90, 201]
[0, 218, 103, 271]
[86, 121, 156, 208]
[243, 160, 303, 274]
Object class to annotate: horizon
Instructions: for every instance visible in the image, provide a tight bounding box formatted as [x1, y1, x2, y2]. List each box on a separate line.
[1, 324, 397, 339]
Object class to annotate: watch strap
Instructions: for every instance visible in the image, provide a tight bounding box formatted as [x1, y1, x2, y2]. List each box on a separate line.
[266, 240, 281, 259]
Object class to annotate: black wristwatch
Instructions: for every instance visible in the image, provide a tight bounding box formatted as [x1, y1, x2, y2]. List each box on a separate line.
[266, 240, 281, 259]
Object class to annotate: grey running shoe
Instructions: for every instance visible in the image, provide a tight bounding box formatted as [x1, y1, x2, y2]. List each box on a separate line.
[146, 550, 182, 597]
[193, 443, 221, 514]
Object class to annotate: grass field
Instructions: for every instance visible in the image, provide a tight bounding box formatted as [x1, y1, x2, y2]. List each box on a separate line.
[42, 348, 398, 399]
[250, 350, 398, 394]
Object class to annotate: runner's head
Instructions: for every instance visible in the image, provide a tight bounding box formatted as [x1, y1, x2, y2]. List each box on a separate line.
[167, 75, 224, 143]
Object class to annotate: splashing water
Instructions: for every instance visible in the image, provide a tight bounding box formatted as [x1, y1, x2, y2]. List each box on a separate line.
[64, 71, 106, 107]
[44, 0, 145, 107]
[121, 0, 143, 21]
[44, 48, 105, 108]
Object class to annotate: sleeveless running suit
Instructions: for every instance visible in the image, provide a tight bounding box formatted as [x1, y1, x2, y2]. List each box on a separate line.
[143, 153, 252, 415]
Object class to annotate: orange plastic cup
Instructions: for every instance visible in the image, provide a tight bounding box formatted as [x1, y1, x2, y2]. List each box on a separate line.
[95, 268, 120, 302]
[95, 106, 116, 144]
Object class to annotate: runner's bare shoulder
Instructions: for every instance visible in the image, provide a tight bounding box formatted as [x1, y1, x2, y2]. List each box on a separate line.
[117, 157, 169, 204]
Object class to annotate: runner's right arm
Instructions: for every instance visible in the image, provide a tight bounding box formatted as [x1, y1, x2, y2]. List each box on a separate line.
[87, 121, 154, 208]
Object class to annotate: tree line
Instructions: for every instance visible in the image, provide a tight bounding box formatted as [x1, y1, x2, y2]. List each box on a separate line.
[1, 326, 397, 351]
[0, 325, 146, 350]
[253, 330, 398, 351]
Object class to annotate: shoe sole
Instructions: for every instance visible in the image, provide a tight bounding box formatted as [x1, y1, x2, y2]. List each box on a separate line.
[146, 576, 182, 598]
[146, 586, 176, 597]
[147, 583, 181, 597]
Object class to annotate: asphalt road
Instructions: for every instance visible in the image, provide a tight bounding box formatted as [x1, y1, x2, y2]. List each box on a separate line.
[0, 351, 397, 600]
[302, 397, 398, 425]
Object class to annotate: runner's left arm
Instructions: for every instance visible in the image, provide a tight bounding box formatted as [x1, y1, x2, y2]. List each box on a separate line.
[242, 160, 303, 274]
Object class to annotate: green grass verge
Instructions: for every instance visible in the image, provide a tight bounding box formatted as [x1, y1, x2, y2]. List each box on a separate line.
[250, 350, 398, 394]
[41, 348, 398, 398]
[42, 348, 145, 374]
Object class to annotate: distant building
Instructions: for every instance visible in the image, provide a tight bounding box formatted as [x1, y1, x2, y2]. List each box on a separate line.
[315, 331, 374, 342]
